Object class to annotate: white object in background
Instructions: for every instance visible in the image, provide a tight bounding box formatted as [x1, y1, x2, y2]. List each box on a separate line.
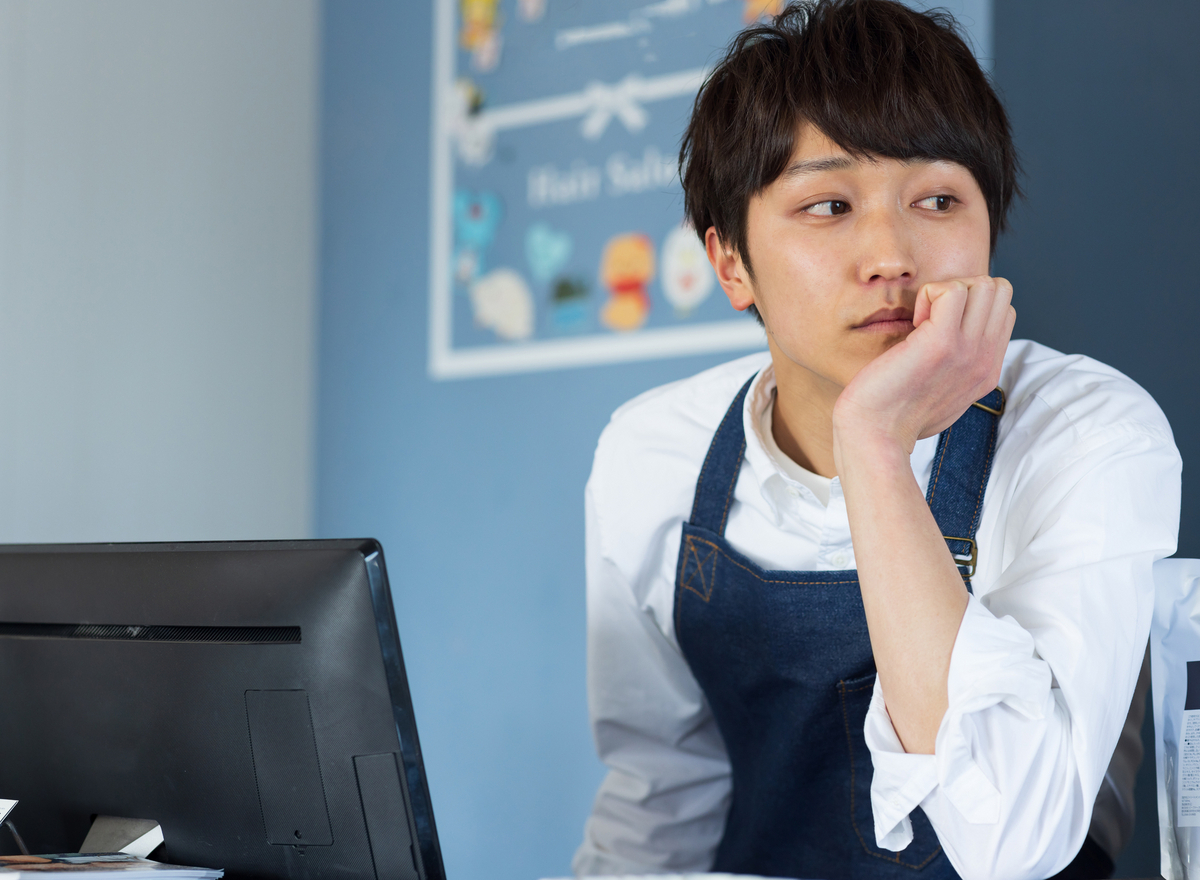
[1181, 707, 1200, 826]
[121, 825, 165, 860]
[0, 800, 15, 823]
[469, 268, 535, 342]
[1151, 557, 1200, 880]
[660, 224, 714, 314]
[80, 817, 163, 858]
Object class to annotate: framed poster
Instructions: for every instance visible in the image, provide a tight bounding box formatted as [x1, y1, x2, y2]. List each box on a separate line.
[427, 0, 778, 379]
[427, 0, 990, 379]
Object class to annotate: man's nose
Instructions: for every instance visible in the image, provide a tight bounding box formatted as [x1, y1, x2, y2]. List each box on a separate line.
[855, 207, 917, 285]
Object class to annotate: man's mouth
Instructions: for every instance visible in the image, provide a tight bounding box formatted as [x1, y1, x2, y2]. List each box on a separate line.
[852, 307, 915, 334]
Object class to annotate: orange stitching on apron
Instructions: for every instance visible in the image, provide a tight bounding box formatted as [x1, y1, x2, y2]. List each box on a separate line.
[839, 678, 943, 869]
[715, 543, 858, 585]
[717, 435, 746, 534]
[680, 536, 720, 602]
[689, 376, 753, 527]
[927, 423, 952, 505]
[969, 413, 998, 538]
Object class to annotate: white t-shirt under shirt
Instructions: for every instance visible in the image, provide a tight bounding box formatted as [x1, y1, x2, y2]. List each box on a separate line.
[574, 339, 1181, 880]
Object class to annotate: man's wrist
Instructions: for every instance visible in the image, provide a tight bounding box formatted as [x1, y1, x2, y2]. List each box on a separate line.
[832, 419, 914, 479]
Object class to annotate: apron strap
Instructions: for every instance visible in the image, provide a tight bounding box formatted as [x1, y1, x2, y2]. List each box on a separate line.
[925, 387, 1006, 585]
[689, 377, 1005, 586]
[687, 375, 756, 535]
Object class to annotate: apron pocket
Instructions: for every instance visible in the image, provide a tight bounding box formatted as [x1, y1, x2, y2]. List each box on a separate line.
[838, 672, 946, 871]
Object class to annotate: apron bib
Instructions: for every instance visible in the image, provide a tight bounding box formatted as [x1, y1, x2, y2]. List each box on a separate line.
[675, 376, 1003, 879]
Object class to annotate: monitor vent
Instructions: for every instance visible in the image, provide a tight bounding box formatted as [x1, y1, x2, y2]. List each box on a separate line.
[0, 622, 301, 644]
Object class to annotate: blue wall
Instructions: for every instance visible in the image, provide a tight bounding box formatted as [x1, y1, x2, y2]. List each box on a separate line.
[317, 4, 741, 877]
[992, 3, 1200, 874]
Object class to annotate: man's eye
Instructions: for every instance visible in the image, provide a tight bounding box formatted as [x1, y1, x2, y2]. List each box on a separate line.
[915, 195, 956, 211]
[804, 200, 850, 216]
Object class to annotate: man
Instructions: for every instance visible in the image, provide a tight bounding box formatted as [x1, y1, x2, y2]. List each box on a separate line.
[573, 2, 1180, 878]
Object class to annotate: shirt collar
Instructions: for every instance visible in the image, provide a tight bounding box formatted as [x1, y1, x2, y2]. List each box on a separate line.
[741, 362, 939, 516]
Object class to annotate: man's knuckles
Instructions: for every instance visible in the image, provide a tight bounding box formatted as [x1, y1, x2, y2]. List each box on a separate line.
[923, 279, 967, 301]
[927, 275, 1008, 304]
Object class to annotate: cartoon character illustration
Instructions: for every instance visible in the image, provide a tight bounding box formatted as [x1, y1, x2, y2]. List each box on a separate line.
[460, 0, 503, 72]
[744, 0, 785, 23]
[470, 268, 535, 341]
[457, 76, 485, 116]
[599, 233, 655, 332]
[525, 223, 573, 284]
[518, 0, 546, 22]
[551, 276, 590, 331]
[453, 190, 503, 284]
[661, 223, 715, 315]
[452, 78, 494, 167]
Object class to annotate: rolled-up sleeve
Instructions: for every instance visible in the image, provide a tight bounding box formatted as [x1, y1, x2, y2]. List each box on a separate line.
[865, 416, 1181, 880]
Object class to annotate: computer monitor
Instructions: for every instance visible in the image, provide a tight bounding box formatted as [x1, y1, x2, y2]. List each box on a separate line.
[0, 539, 445, 880]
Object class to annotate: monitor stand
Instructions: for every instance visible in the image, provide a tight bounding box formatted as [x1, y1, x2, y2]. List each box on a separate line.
[80, 816, 164, 858]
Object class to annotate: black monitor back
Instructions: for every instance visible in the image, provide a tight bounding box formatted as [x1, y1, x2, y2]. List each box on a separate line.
[0, 540, 444, 880]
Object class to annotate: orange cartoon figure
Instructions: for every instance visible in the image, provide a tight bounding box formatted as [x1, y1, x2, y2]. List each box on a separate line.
[599, 233, 655, 332]
[744, 0, 785, 23]
[460, 0, 497, 49]
[461, 0, 503, 72]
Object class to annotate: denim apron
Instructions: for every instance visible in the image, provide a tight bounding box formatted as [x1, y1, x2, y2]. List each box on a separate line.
[675, 376, 1004, 879]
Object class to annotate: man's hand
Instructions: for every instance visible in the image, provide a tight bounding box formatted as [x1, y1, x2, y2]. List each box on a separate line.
[833, 276, 1016, 454]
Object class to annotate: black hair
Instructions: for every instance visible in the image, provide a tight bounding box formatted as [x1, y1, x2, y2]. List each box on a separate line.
[679, 0, 1018, 318]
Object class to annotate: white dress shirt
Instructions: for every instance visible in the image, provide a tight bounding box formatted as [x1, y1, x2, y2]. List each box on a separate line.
[573, 340, 1181, 880]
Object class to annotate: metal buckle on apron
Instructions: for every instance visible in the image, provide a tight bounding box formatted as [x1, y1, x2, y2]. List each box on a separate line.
[970, 387, 1006, 416]
[943, 536, 978, 577]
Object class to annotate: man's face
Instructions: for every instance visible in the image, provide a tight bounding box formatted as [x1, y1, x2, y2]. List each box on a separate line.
[710, 124, 992, 393]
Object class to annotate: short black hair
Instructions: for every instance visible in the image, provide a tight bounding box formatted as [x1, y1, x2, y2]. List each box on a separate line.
[680, 0, 1018, 287]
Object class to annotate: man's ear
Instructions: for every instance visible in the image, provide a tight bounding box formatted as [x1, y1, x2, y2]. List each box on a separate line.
[705, 227, 756, 312]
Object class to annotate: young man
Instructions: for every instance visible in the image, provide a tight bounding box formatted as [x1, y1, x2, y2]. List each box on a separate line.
[573, 2, 1181, 879]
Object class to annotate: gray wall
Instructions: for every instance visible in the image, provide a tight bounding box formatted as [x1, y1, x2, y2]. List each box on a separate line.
[993, 1, 1200, 873]
[0, 1, 318, 543]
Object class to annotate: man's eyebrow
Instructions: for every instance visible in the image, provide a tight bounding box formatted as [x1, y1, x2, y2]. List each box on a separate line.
[781, 156, 855, 179]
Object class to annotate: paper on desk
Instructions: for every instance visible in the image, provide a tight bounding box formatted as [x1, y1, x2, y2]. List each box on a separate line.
[0, 801, 14, 824]
[0, 854, 222, 879]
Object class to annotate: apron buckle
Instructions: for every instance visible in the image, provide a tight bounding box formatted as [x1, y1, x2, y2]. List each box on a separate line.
[970, 387, 1006, 416]
[943, 535, 978, 578]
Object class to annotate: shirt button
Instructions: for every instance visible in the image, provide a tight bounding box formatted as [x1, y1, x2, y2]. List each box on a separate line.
[786, 485, 800, 498]
[832, 554, 848, 567]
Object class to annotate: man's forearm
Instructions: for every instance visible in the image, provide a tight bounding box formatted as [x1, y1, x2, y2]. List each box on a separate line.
[835, 428, 969, 754]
